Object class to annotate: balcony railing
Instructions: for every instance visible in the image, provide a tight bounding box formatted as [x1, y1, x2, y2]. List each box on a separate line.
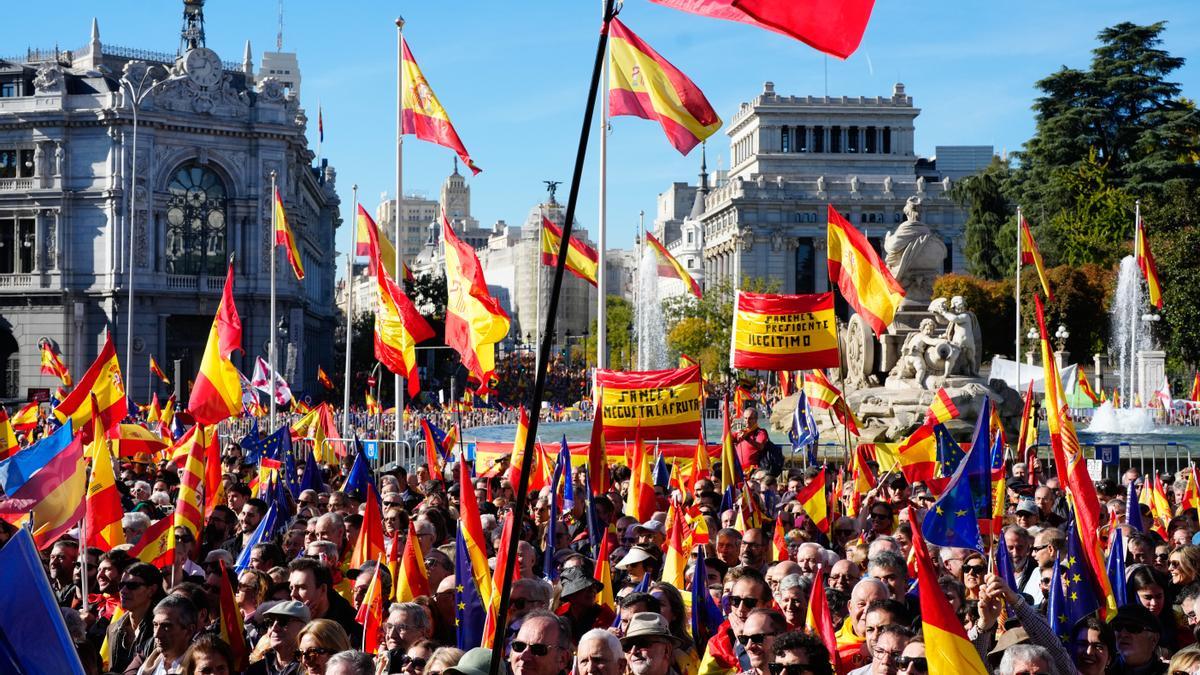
[0, 178, 33, 191]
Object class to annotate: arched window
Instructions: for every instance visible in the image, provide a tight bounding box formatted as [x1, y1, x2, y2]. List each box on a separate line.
[165, 163, 228, 276]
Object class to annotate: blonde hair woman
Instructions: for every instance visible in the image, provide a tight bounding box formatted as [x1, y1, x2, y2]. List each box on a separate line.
[297, 619, 351, 674]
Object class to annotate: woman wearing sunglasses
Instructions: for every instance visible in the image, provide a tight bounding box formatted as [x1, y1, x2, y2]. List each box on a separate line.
[960, 552, 987, 600]
[297, 619, 351, 674]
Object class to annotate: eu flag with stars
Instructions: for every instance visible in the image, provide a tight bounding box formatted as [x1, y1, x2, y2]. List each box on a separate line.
[790, 392, 819, 465]
[258, 426, 288, 463]
[454, 528, 487, 650]
[299, 445, 326, 492]
[1126, 479, 1144, 533]
[934, 422, 963, 476]
[921, 402, 991, 552]
[1047, 554, 1070, 644]
[1106, 525, 1127, 608]
[1061, 515, 1102, 628]
[240, 418, 262, 465]
[343, 443, 378, 503]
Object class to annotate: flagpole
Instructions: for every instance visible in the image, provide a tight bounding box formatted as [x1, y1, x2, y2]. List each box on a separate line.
[535, 210, 543, 374]
[597, 17, 609, 371]
[269, 170, 278, 433]
[343, 185, 357, 437]
[395, 16, 406, 450]
[1131, 200, 1140, 408]
[1014, 206, 1022, 392]
[488, 3, 617, 674]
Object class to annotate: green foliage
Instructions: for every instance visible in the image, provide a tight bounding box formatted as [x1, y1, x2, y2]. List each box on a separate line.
[1144, 180, 1200, 368]
[949, 157, 1015, 279]
[409, 271, 448, 322]
[1038, 151, 1136, 266]
[588, 295, 635, 370]
[1032, 265, 1116, 358]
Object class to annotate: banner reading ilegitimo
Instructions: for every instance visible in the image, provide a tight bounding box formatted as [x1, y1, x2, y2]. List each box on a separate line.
[731, 291, 839, 370]
[596, 365, 703, 441]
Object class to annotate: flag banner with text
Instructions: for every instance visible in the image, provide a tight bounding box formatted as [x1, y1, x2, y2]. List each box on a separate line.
[596, 366, 703, 441]
[731, 291, 839, 370]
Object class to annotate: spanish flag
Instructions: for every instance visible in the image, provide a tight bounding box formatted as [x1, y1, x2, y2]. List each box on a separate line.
[608, 17, 721, 155]
[457, 459, 494, 626]
[317, 366, 334, 391]
[541, 216, 599, 286]
[395, 521, 431, 602]
[645, 230, 702, 298]
[1135, 215, 1163, 309]
[661, 504, 688, 588]
[365, 392, 381, 416]
[1179, 468, 1200, 516]
[925, 388, 959, 425]
[805, 565, 840, 673]
[1020, 217, 1053, 300]
[594, 527, 616, 610]
[401, 37, 481, 174]
[626, 425, 657, 521]
[366, 214, 434, 398]
[188, 262, 243, 425]
[356, 205, 399, 278]
[349, 490, 386, 569]
[1077, 368, 1100, 404]
[173, 425, 210, 539]
[796, 467, 829, 533]
[149, 355, 171, 385]
[10, 401, 38, 434]
[53, 333, 127, 435]
[909, 508, 988, 675]
[355, 556, 387, 655]
[803, 369, 860, 435]
[1190, 373, 1200, 402]
[826, 205, 904, 336]
[274, 187, 305, 280]
[216, 561, 250, 670]
[0, 408, 17, 461]
[85, 422, 124, 551]
[482, 510, 520, 646]
[39, 342, 71, 387]
[443, 213, 509, 389]
[129, 513, 175, 568]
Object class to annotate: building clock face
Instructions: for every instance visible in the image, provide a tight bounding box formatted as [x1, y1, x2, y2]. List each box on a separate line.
[183, 48, 222, 88]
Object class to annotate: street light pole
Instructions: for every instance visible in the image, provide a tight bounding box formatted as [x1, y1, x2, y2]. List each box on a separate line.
[121, 63, 182, 380]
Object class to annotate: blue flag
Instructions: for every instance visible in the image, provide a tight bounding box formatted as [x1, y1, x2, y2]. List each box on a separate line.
[343, 443, 377, 503]
[690, 547, 725, 649]
[720, 486, 736, 514]
[583, 472, 602, 559]
[922, 401, 990, 552]
[933, 422, 964, 477]
[1062, 515, 1102, 628]
[259, 427, 288, 462]
[559, 437, 575, 511]
[235, 502, 279, 573]
[1108, 526, 1127, 608]
[1126, 479, 1144, 533]
[1047, 554, 1070, 644]
[789, 392, 819, 464]
[652, 450, 671, 491]
[0, 420, 73, 495]
[454, 528, 487, 650]
[995, 526, 1019, 591]
[0, 528, 87, 674]
[299, 446, 326, 493]
[544, 448, 563, 581]
[240, 418, 262, 465]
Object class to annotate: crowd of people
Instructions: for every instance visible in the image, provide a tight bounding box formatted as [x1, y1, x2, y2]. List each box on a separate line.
[10, 398, 1200, 675]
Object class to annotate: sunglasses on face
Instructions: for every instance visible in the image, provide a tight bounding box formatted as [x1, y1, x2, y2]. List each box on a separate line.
[1031, 545, 1049, 553]
[963, 565, 986, 575]
[510, 641, 553, 656]
[897, 657, 928, 672]
[301, 647, 335, 660]
[399, 656, 428, 669]
[737, 633, 775, 645]
[119, 580, 148, 590]
[729, 596, 759, 609]
[769, 664, 813, 675]
[870, 512, 891, 520]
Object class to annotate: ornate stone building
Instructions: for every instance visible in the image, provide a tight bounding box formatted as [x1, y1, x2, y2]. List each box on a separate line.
[657, 82, 989, 298]
[0, 3, 340, 401]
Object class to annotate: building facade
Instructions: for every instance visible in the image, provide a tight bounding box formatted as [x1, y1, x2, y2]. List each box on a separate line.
[658, 82, 989, 298]
[0, 4, 340, 401]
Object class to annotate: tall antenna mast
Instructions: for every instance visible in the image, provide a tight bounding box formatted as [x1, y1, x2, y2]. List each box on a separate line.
[276, 0, 284, 51]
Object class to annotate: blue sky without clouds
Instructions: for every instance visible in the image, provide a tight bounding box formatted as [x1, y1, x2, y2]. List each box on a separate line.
[3, 1, 1198, 266]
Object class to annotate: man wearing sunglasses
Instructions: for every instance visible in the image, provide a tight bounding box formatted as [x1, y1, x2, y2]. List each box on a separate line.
[246, 600, 310, 675]
[701, 569, 772, 674]
[1111, 604, 1165, 675]
[736, 608, 788, 675]
[509, 611, 573, 675]
[619, 612, 681, 675]
[107, 562, 166, 673]
[772, 630, 833, 675]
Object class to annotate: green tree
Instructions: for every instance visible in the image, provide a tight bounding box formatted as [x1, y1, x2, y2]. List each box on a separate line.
[661, 276, 778, 381]
[1144, 180, 1200, 370]
[588, 295, 635, 370]
[950, 156, 1015, 279]
[1039, 151, 1136, 266]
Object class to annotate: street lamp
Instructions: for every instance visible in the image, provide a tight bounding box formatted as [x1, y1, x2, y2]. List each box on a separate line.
[120, 61, 184, 378]
[1054, 324, 1070, 352]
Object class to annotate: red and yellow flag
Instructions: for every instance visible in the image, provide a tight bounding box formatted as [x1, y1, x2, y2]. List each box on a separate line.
[771, 513, 789, 562]
[541, 216, 599, 286]
[626, 426, 658, 521]
[1141, 474, 1172, 538]
[688, 437, 712, 493]
[645, 230, 702, 298]
[367, 216, 434, 398]
[732, 291, 839, 370]
[354, 557, 386, 655]
[349, 490, 386, 569]
[910, 508, 988, 675]
[173, 425, 210, 539]
[482, 510, 521, 644]
[443, 214, 509, 390]
[608, 17, 721, 155]
[85, 423, 124, 551]
[40, 342, 71, 387]
[395, 521, 431, 602]
[1077, 368, 1100, 404]
[796, 467, 829, 533]
[1135, 216, 1163, 309]
[1179, 467, 1200, 516]
[274, 187, 305, 280]
[130, 516, 175, 568]
[925, 388, 959, 425]
[365, 392, 381, 416]
[803, 369, 860, 435]
[188, 262, 243, 425]
[0, 408, 18, 461]
[661, 504, 688, 587]
[356, 205, 398, 278]
[109, 424, 168, 458]
[203, 424, 224, 521]
[895, 425, 937, 484]
[317, 366, 334, 391]
[594, 527, 616, 610]
[401, 37, 481, 173]
[826, 205, 904, 336]
[595, 365, 703, 442]
[10, 401, 38, 434]
[53, 333, 127, 435]
[216, 561, 250, 670]
[149, 355, 171, 385]
[1020, 217, 1053, 300]
[1190, 373, 1200, 403]
[805, 565, 840, 673]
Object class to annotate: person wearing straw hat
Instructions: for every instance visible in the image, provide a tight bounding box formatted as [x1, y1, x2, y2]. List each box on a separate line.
[620, 612, 681, 675]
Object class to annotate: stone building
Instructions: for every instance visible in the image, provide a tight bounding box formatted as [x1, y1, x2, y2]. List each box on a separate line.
[657, 82, 991, 298]
[0, 3, 340, 401]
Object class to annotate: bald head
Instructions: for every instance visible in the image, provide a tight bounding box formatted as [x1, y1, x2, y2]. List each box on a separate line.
[850, 578, 889, 636]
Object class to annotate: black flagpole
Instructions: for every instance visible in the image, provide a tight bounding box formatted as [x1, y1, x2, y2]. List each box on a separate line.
[486, 0, 618, 671]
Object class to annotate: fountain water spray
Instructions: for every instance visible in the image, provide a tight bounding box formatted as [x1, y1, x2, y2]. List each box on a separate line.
[1088, 255, 1156, 434]
[636, 245, 669, 371]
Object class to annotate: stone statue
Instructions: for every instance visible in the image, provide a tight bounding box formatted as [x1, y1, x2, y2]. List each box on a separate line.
[890, 318, 956, 388]
[942, 176, 952, 193]
[916, 176, 926, 194]
[54, 143, 63, 175]
[816, 175, 826, 195]
[930, 295, 981, 376]
[33, 64, 64, 94]
[883, 197, 947, 309]
[883, 176, 893, 195]
[850, 175, 860, 195]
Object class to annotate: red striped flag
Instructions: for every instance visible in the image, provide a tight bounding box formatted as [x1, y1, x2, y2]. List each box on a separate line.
[274, 188, 305, 280]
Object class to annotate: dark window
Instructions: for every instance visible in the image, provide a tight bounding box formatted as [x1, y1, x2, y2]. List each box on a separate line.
[0, 217, 35, 273]
[883, 127, 892, 154]
[165, 163, 228, 276]
[866, 126, 877, 153]
[868, 236, 884, 257]
[18, 150, 33, 177]
[830, 126, 842, 153]
[944, 237, 954, 273]
[0, 150, 14, 179]
[848, 126, 859, 153]
[781, 125, 790, 153]
[0, 82, 16, 98]
[795, 238, 815, 293]
[812, 126, 824, 153]
[796, 125, 807, 152]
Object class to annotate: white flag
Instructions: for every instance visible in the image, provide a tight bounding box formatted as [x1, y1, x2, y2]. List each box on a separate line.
[251, 356, 293, 406]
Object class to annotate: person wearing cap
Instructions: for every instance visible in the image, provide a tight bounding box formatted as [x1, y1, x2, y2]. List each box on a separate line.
[635, 519, 667, 548]
[556, 566, 616, 641]
[1113, 604, 1167, 675]
[510, 611, 574, 675]
[617, 546, 656, 586]
[621, 612, 681, 675]
[1015, 498, 1041, 529]
[246, 600, 310, 675]
[446, 647, 494, 675]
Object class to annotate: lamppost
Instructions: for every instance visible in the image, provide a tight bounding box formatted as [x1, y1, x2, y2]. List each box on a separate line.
[120, 61, 183, 377]
[1026, 327, 1039, 365]
[1054, 324, 1070, 352]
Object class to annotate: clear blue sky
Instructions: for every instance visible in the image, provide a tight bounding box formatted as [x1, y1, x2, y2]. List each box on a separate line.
[4, 1, 1198, 270]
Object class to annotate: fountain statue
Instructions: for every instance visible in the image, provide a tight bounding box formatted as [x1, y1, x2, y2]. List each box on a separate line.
[770, 194, 1022, 443]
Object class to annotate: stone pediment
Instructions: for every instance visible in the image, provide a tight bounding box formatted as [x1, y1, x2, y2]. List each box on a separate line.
[149, 71, 251, 119]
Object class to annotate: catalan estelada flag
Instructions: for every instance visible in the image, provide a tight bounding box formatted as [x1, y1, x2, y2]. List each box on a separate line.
[401, 37, 481, 174]
[39, 342, 71, 387]
[53, 333, 127, 436]
[541, 215, 599, 286]
[608, 17, 721, 155]
[149, 355, 171, 385]
[647, 0, 876, 60]
[273, 187, 305, 280]
[188, 262, 243, 425]
[910, 508, 988, 675]
[1020, 217, 1053, 300]
[1135, 215, 1163, 309]
[826, 205, 904, 336]
[366, 212, 434, 398]
[796, 467, 829, 533]
[645, 230, 702, 298]
[443, 214, 509, 390]
[731, 291, 839, 370]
